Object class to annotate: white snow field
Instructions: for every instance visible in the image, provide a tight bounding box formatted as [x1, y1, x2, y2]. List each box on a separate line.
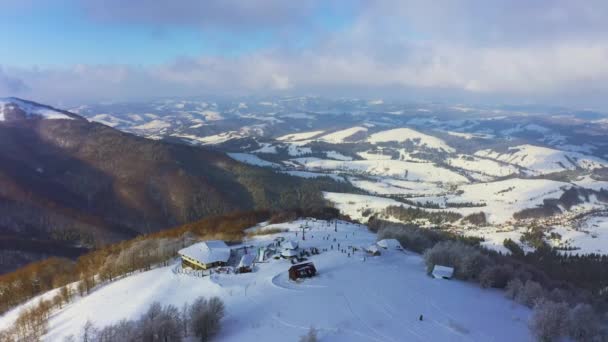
[227, 153, 281, 168]
[475, 144, 608, 175]
[277, 130, 325, 142]
[368, 128, 455, 152]
[291, 158, 469, 183]
[318, 126, 368, 143]
[551, 216, 608, 255]
[447, 155, 520, 178]
[0, 220, 532, 341]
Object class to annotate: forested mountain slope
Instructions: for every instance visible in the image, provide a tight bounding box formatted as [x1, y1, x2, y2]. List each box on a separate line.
[0, 98, 347, 273]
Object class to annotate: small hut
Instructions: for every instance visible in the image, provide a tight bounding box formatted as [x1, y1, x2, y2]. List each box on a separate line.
[366, 245, 381, 256]
[376, 239, 403, 250]
[283, 240, 299, 250]
[289, 262, 317, 281]
[431, 265, 454, 279]
[281, 249, 298, 259]
[238, 254, 256, 273]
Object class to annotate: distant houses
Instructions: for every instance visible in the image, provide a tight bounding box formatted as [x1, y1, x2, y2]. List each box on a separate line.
[178, 240, 231, 270]
[431, 265, 454, 279]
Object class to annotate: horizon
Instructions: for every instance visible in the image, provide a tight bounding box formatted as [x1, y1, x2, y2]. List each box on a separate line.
[1, 1, 608, 110]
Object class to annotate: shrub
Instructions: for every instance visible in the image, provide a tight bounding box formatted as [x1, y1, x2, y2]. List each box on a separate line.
[479, 264, 514, 289]
[567, 303, 601, 342]
[190, 296, 225, 342]
[529, 300, 568, 342]
[516, 280, 545, 308]
[423, 241, 489, 280]
[299, 327, 319, 342]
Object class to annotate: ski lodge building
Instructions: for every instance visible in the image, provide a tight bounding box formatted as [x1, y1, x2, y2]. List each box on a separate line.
[179, 240, 231, 270]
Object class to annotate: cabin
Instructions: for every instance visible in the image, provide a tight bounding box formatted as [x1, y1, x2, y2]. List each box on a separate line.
[178, 240, 231, 270]
[281, 249, 298, 258]
[366, 245, 381, 256]
[237, 254, 256, 273]
[376, 239, 403, 250]
[280, 240, 299, 258]
[431, 265, 454, 279]
[283, 240, 299, 250]
[289, 262, 317, 281]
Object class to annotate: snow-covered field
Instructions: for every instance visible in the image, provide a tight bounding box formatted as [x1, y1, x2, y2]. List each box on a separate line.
[291, 158, 469, 183]
[368, 128, 455, 152]
[475, 144, 608, 175]
[0, 220, 532, 341]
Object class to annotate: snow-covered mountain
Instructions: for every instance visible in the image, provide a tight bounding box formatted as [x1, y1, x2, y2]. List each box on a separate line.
[0, 97, 80, 121]
[69, 96, 608, 255]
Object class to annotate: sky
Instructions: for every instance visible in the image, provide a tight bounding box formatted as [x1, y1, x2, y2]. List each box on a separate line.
[1, 0, 608, 109]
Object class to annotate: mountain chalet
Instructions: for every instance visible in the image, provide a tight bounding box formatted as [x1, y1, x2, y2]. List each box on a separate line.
[178, 240, 231, 270]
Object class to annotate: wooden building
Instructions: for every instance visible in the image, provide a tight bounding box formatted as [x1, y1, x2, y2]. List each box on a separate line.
[432, 265, 454, 279]
[288, 262, 317, 281]
[237, 253, 256, 273]
[178, 240, 231, 270]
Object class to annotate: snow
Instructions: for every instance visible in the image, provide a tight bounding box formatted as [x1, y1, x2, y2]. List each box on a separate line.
[281, 113, 315, 120]
[277, 130, 325, 142]
[426, 178, 568, 224]
[291, 158, 469, 183]
[552, 216, 608, 255]
[349, 177, 444, 197]
[133, 119, 171, 131]
[324, 192, 403, 221]
[368, 128, 455, 152]
[174, 131, 241, 145]
[357, 151, 394, 160]
[281, 171, 345, 182]
[325, 151, 353, 161]
[252, 143, 278, 154]
[319, 127, 368, 143]
[0, 98, 75, 121]
[475, 144, 608, 175]
[227, 153, 281, 168]
[0, 220, 531, 342]
[448, 155, 520, 178]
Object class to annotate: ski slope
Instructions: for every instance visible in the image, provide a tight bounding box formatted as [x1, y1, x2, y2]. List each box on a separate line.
[0, 220, 532, 342]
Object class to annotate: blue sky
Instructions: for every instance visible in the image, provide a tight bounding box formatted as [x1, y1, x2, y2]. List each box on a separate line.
[1, 1, 608, 109]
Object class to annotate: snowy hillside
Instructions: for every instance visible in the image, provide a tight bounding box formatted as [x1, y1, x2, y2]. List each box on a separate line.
[368, 128, 455, 152]
[0, 97, 76, 121]
[475, 144, 608, 175]
[0, 220, 532, 341]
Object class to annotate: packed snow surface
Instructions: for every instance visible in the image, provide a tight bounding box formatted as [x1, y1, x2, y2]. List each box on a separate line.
[368, 128, 455, 152]
[0, 220, 532, 341]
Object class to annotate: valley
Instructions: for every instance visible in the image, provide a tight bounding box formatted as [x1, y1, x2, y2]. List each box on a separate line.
[74, 97, 608, 256]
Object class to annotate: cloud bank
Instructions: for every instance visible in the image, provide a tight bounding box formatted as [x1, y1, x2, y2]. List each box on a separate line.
[2, 1, 608, 109]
